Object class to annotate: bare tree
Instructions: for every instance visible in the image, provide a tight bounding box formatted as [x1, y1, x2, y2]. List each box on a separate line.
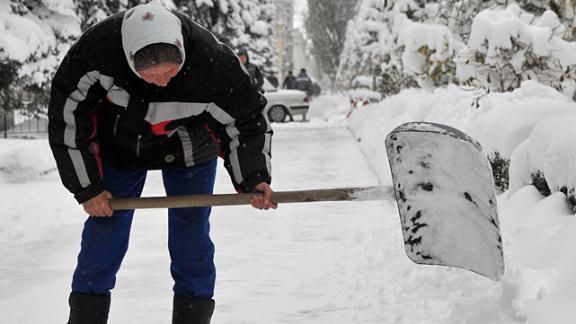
[306, 0, 358, 81]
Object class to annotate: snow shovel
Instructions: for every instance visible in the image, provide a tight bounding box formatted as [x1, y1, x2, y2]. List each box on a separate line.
[109, 122, 504, 281]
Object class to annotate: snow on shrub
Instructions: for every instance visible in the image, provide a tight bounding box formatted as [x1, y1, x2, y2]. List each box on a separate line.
[508, 114, 576, 208]
[469, 102, 575, 160]
[457, 4, 576, 96]
[398, 20, 463, 88]
[468, 81, 576, 191]
[346, 80, 576, 197]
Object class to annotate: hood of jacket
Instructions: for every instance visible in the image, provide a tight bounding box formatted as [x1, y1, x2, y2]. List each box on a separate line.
[121, 2, 185, 78]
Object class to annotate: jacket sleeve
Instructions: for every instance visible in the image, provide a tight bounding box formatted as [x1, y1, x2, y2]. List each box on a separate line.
[48, 36, 111, 203]
[205, 46, 272, 193]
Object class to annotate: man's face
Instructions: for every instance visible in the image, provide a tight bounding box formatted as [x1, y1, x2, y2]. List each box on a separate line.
[239, 54, 248, 64]
[138, 63, 181, 87]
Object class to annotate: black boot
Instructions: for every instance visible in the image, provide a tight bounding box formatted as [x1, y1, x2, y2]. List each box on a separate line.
[67, 292, 111, 324]
[172, 295, 215, 324]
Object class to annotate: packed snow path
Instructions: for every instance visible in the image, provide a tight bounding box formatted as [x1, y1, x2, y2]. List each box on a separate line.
[0, 124, 506, 323]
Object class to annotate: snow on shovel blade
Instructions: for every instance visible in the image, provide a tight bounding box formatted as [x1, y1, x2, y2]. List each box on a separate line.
[385, 122, 504, 281]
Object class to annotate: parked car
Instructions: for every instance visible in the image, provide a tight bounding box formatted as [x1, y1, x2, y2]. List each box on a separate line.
[262, 78, 310, 122]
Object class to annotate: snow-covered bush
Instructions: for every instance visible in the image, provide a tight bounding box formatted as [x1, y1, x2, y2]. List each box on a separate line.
[490, 152, 510, 191]
[339, 0, 576, 97]
[508, 113, 576, 209]
[0, 1, 79, 116]
[339, 0, 466, 95]
[457, 4, 576, 96]
[146, 0, 278, 74]
[397, 20, 462, 89]
[468, 82, 576, 192]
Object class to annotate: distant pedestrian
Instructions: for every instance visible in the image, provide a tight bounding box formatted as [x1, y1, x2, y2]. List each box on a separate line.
[237, 47, 264, 91]
[282, 70, 297, 89]
[295, 68, 313, 96]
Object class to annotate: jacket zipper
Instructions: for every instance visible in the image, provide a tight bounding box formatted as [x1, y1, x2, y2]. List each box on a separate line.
[112, 114, 120, 136]
[136, 134, 142, 157]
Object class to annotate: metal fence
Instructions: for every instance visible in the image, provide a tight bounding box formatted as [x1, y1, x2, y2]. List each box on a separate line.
[1, 109, 48, 138]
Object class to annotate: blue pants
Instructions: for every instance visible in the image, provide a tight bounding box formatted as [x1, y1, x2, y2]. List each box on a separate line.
[72, 159, 217, 298]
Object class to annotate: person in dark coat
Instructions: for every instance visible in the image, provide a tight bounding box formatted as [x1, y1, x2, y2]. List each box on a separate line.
[48, 3, 275, 324]
[295, 68, 313, 96]
[282, 70, 297, 89]
[237, 47, 264, 91]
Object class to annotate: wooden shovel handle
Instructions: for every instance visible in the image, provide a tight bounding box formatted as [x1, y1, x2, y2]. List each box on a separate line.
[109, 186, 386, 210]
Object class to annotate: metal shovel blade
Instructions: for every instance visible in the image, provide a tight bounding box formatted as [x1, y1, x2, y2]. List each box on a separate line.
[386, 122, 504, 281]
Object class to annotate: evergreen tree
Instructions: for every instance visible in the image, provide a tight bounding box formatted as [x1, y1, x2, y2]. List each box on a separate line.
[457, 4, 576, 95]
[0, 51, 50, 137]
[218, 0, 276, 74]
[0, 53, 23, 135]
[173, 0, 223, 33]
[76, 0, 129, 31]
[4, 0, 78, 127]
[172, 0, 277, 74]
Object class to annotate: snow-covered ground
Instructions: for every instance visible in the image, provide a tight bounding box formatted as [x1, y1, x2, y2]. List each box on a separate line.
[1, 85, 576, 323]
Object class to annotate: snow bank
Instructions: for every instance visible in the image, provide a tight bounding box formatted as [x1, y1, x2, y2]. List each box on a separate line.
[346, 80, 576, 197]
[509, 114, 576, 195]
[347, 84, 479, 183]
[349, 80, 576, 197]
[306, 93, 351, 123]
[0, 139, 56, 183]
[345, 81, 576, 323]
[0, 139, 78, 251]
[467, 81, 575, 159]
[469, 104, 576, 160]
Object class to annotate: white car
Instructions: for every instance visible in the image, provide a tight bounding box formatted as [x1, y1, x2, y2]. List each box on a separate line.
[262, 78, 310, 123]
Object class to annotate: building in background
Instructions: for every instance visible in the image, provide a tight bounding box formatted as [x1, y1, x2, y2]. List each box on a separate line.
[273, 0, 318, 86]
[273, 0, 294, 83]
[291, 28, 319, 79]
[291, 29, 305, 74]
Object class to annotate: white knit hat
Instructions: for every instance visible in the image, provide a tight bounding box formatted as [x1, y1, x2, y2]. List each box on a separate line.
[121, 2, 185, 78]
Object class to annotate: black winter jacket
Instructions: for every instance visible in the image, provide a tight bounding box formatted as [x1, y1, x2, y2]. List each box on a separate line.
[48, 11, 272, 203]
